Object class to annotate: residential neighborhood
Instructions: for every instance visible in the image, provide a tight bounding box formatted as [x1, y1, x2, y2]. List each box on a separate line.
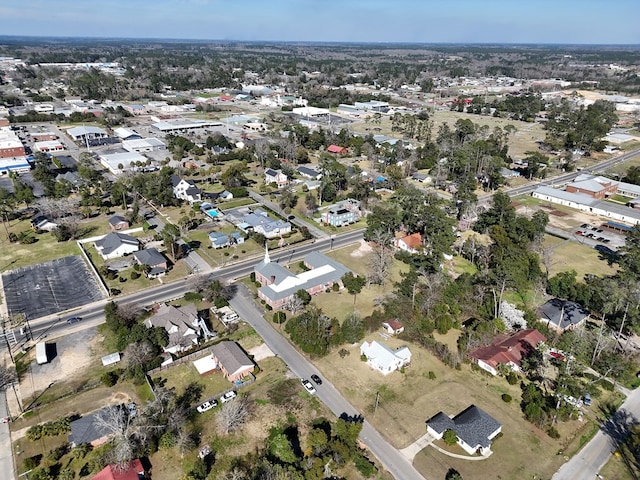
[0, 28, 640, 480]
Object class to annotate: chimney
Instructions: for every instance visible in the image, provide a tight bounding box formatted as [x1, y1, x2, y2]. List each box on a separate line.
[270, 275, 276, 285]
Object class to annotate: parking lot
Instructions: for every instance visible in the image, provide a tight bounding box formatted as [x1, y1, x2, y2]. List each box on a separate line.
[2, 255, 105, 320]
[573, 223, 626, 249]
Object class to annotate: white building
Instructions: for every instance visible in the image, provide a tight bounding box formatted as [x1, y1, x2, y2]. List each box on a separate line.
[67, 126, 107, 142]
[122, 138, 166, 153]
[34, 140, 65, 153]
[99, 151, 147, 175]
[360, 341, 411, 375]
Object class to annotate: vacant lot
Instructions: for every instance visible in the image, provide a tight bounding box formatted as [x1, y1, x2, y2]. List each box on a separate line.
[547, 239, 618, 280]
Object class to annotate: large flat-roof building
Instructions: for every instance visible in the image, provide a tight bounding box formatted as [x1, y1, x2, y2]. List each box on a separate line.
[122, 137, 166, 153]
[99, 151, 147, 175]
[67, 126, 108, 142]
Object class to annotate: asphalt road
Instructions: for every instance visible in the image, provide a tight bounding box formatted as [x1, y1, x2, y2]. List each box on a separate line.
[6, 229, 366, 348]
[553, 386, 640, 480]
[229, 284, 425, 480]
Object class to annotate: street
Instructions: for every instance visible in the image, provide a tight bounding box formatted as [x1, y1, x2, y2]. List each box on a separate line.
[229, 284, 426, 480]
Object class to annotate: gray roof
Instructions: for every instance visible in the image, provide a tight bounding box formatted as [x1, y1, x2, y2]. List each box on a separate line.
[241, 212, 291, 233]
[568, 179, 608, 193]
[145, 303, 199, 350]
[427, 405, 501, 450]
[256, 251, 351, 303]
[533, 186, 598, 206]
[538, 298, 590, 329]
[298, 166, 321, 178]
[108, 215, 128, 226]
[133, 248, 166, 267]
[211, 341, 254, 376]
[55, 171, 83, 186]
[95, 232, 138, 255]
[265, 168, 280, 177]
[69, 406, 117, 445]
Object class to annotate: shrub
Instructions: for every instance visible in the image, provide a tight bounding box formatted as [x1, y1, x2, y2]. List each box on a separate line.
[272, 311, 286, 324]
[184, 291, 202, 301]
[501, 393, 512, 403]
[332, 283, 340, 292]
[265, 304, 273, 311]
[47, 443, 69, 462]
[23, 454, 42, 470]
[360, 354, 368, 362]
[101, 371, 119, 387]
[443, 429, 458, 446]
[547, 426, 560, 439]
[130, 271, 141, 280]
[339, 348, 350, 358]
[354, 454, 377, 477]
[428, 371, 436, 380]
[249, 272, 256, 282]
[506, 372, 518, 385]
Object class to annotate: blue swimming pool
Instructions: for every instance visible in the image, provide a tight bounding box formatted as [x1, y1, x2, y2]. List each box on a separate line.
[207, 209, 220, 217]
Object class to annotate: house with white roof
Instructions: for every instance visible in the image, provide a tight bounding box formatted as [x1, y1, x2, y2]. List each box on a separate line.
[360, 340, 411, 375]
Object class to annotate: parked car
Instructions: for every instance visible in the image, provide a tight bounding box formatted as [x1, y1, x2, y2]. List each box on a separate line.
[583, 394, 592, 406]
[301, 378, 316, 395]
[310, 374, 322, 385]
[66, 316, 82, 324]
[581, 223, 589, 228]
[197, 400, 217, 413]
[575, 230, 583, 236]
[220, 391, 237, 403]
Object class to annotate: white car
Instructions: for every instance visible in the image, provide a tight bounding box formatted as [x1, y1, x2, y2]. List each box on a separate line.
[301, 378, 316, 395]
[196, 400, 217, 413]
[220, 391, 237, 403]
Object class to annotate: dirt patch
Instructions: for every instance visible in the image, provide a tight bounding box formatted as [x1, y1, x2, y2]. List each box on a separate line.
[350, 239, 373, 257]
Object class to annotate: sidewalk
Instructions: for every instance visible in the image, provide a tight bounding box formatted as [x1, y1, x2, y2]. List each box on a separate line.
[0, 391, 16, 480]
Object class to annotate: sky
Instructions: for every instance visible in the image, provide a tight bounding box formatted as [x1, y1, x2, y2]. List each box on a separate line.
[1, 0, 639, 45]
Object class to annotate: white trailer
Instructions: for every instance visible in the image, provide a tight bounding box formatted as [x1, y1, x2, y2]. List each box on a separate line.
[35, 342, 49, 365]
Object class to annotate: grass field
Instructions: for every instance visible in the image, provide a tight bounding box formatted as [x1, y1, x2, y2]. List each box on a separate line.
[547, 240, 618, 280]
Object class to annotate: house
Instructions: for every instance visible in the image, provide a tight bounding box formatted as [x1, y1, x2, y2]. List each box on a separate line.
[211, 341, 255, 382]
[94, 232, 139, 260]
[31, 213, 58, 232]
[133, 248, 168, 277]
[468, 329, 546, 376]
[537, 298, 590, 331]
[255, 248, 351, 309]
[239, 211, 291, 238]
[320, 198, 362, 227]
[69, 406, 131, 447]
[171, 175, 202, 204]
[55, 171, 83, 189]
[297, 166, 322, 180]
[395, 232, 423, 254]
[360, 340, 411, 375]
[209, 231, 244, 249]
[264, 168, 288, 188]
[92, 459, 145, 480]
[426, 405, 502, 455]
[219, 190, 234, 200]
[382, 319, 405, 335]
[145, 303, 201, 354]
[108, 215, 129, 231]
[412, 172, 431, 183]
[327, 144, 348, 155]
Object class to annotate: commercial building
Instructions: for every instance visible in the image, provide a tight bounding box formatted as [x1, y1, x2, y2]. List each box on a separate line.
[99, 151, 147, 175]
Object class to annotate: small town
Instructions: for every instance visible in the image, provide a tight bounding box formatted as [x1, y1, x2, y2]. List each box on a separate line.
[0, 3, 640, 480]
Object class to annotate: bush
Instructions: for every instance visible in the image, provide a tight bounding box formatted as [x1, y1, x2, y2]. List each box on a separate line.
[272, 311, 286, 324]
[360, 354, 368, 362]
[332, 283, 340, 292]
[184, 291, 203, 301]
[547, 426, 560, 438]
[428, 371, 436, 380]
[354, 454, 377, 477]
[130, 271, 141, 280]
[47, 443, 69, 462]
[501, 393, 512, 403]
[443, 429, 458, 446]
[23, 454, 42, 470]
[599, 379, 615, 391]
[101, 371, 119, 387]
[506, 372, 518, 385]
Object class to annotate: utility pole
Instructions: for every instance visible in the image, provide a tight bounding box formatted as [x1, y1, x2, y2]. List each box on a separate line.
[373, 391, 380, 417]
[1, 318, 15, 366]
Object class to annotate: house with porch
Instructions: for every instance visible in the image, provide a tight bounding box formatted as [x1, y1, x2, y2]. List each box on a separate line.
[468, 329, 546, 376]
[426, 405, 502, 455]
[264, 168, 289, 188]
[171, 174, 201, 204]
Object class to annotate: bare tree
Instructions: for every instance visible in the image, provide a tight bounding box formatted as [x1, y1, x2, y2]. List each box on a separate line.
[285, 295, 305, 314]
[367, 230, 394, 286]
[93, 405, 137, 465]
[118, 303, 142, 323]
[186, 273, 209, 293]
[0, 363, 17, 390]
[254, 140, 271, 170]
[124, 341, 155, 371]
[216, 395, 250, 435]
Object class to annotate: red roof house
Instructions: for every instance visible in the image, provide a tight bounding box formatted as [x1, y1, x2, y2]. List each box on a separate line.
[327, 144, 348, 155]
[92, 459, 144, 480]
[382, 318, 405, 335]
[468, 329, 546, 376]
[395, 232, 423, 254]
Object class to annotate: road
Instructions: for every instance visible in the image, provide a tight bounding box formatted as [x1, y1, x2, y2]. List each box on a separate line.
[0, 391, 15, 480]
[9, 229, 366, 348]
[553, 385, 640, 480]
[229, 284, 425, 480]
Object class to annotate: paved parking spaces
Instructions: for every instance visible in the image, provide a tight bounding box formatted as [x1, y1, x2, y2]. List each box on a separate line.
[2, 255, 105, 319]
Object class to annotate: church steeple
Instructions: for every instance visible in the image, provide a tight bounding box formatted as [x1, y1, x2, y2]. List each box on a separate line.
[264, 244, 270, 264]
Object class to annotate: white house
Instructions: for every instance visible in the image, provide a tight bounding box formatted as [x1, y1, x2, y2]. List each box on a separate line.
[94, 232, 140, 260]
[381, 319, 405, 335]
[360, 341, 411, 375]
[171, 175, 201, 204]
[264, 168, 288, 188]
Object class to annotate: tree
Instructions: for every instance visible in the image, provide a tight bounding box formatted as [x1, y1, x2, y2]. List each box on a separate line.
[367, 230, 394, 285]
[442, 429, 458, 446]
[342, 272, 366, 305]
[304, 192, 318, 215]
[295, 289, 312, 306]
[341, 311, 365, 343]
[216, 395, 250, 434]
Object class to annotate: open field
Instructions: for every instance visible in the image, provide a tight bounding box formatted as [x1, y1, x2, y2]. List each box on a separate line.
[350, 110, 545, 159]
[547, 239, 618, 279]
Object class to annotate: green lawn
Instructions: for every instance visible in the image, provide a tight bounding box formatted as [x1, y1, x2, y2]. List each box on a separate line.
[153, 360, 233, 402]
[548, 240, 618, 280]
